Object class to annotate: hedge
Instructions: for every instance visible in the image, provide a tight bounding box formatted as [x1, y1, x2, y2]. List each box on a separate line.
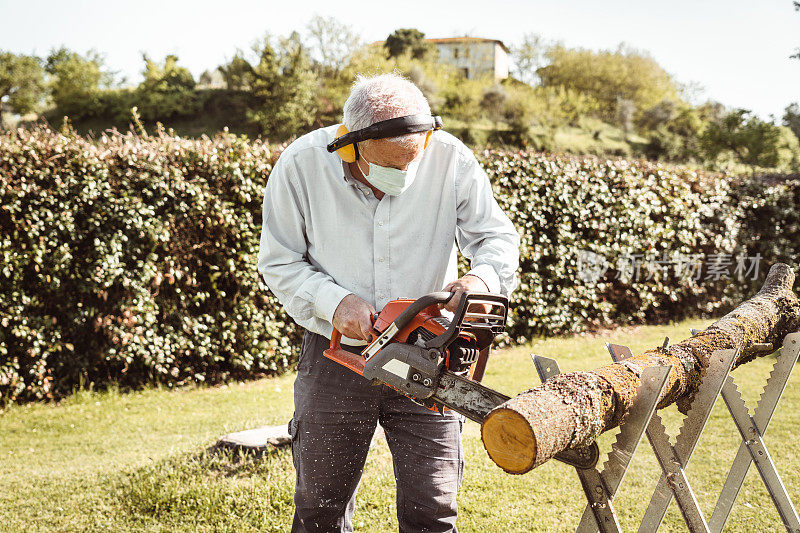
[1, 124, 797, 403]
[1, 124, 298, 403]
[479, 151, 740, 339]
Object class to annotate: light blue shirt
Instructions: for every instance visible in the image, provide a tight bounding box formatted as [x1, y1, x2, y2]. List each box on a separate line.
[257, 125, 520, 345]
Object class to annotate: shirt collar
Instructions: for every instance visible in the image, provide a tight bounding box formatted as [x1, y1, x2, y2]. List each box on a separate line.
[341, 159, 363, 187]
[341, 159, 379, 199]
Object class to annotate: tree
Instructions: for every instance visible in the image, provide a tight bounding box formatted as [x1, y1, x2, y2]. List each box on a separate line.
[305, 15, 363, 75]
[638, 99, 678, 131]
[644, 126, 685, 161]
[44, 47, 112, 120]
[407, 65, 442, 110]
[0, 52, 46, 125]
[784, 102, 800, 141]
[136, 54, 199, 120]
[695, 100, 726, 124]
[537, 43, 680, 126]
[700, 109, 789, 169]
[643, 103, 707, 161]
[246, 32, 317, 139]
[481, 84, 507, 127]
[302, 15, 366, 126]
[500, 85, 561, 149]
[384, 28, 435, 60]
[511, 33, 553, 85]
[218, 53, 256, 91]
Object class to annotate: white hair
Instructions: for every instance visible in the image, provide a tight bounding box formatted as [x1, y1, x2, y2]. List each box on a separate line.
[342, 72, 431, 150]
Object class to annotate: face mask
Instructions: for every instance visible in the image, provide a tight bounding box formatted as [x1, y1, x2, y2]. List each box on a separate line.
[357, 156, 421, 196]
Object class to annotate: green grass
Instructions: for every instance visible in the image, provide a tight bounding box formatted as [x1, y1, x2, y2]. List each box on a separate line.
[1, 318, 798, 532]
[551, 117, 649, 158]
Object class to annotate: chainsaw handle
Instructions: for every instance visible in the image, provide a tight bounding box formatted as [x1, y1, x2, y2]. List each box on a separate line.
[426, 291, 509, 350]
[328, 321, 374, 352]
[389, 291, 454, 333]
[330, 328, 342, 349]
[336, 293, 454, 347]
[323, 328, 367, 375]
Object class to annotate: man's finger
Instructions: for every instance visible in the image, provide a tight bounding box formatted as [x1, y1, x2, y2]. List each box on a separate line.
[445, 288, 464, 313]
[360, 318, 374, 341]
[347, 319, 361, 340]
[439, 284, 456, 308]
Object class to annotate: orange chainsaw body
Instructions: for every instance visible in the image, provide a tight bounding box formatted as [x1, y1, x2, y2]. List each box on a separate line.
[322, 292, 508, 413]
[324, 299, 475, 379]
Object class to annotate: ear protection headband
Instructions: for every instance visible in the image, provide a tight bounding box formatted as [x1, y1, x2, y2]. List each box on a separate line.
[327, 114, 443, 163]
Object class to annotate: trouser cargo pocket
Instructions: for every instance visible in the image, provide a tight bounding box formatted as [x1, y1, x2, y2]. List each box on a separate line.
[288, 416, 299, 470]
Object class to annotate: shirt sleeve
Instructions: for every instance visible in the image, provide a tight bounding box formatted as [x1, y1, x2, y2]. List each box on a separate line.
[256, 153, 351, 325]
[454, 148, 521, 297]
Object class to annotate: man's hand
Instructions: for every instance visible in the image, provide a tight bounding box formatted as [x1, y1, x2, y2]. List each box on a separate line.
[442, 274, 490, 313]
[332, 294, 377, 341]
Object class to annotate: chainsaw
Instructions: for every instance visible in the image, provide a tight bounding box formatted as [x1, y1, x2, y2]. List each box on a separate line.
[323, 291, 512, 423]
[322, 291, 601, 469]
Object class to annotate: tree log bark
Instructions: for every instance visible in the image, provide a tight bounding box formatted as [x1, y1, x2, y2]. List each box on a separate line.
[481, 263, 800, 474]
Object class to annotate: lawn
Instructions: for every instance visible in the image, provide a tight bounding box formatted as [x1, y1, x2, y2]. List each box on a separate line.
[1, 318, 798, 532]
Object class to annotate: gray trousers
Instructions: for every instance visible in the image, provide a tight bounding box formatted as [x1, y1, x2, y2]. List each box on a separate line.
[289, 331, 464, 533]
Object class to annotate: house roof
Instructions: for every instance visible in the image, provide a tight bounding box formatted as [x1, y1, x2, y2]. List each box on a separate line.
[370, 36, 509, 53]
[427, 37, 509, 53]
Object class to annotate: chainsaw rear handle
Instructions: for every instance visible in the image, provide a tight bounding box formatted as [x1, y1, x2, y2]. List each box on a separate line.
[324, 328, 367, 375]
[325, 292, 453, 360]
[324, 292, 454, 370]
[327, 290, 505, 350]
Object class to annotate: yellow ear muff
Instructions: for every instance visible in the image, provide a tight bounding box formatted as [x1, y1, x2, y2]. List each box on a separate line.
[424, 130, 433, 149]
[334, 124, 357, 163]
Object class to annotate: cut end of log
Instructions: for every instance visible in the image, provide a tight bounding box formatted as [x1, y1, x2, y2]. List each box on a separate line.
[480, 408, 537, 474]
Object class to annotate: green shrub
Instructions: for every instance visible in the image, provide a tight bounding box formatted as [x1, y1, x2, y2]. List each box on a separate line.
[475, 150, 750, 339]
[730, 176, 800, 268]
[136, 54, 200, 121]
[2, 126, 798, 403]
[0, 124, 298, 403]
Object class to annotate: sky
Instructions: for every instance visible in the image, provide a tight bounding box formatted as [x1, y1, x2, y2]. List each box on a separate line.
[2, 0, 798, 120]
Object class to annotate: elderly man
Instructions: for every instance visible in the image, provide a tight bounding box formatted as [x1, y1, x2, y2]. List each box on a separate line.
[257, 73, 519, 532]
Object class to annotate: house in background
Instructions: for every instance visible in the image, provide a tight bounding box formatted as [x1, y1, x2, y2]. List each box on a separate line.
[427, 37, 510, 81]
[370, 36, 510, 81]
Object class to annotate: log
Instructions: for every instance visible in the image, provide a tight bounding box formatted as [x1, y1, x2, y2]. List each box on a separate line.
[481, 263, 800, 474]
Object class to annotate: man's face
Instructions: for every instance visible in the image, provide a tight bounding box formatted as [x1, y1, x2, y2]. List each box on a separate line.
[359, 133, 427, 172]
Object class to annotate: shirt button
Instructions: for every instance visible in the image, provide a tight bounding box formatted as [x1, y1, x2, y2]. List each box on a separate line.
[378, 257, 385, 262]
[378, 293, 385, 299]
[378, 221, 384, 227]
[364, 189, 371, 196]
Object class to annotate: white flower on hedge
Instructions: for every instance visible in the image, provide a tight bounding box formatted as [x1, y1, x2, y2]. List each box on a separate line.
[577, 250, 609, 284]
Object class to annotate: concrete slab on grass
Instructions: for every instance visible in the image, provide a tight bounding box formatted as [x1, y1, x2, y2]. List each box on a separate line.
[217, 424, 292, 452]
[216, 424, 386, 453]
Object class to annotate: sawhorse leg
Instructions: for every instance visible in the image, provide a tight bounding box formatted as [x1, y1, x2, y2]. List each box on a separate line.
[533, 354, 671, 533]
[709, 332, 800, 533]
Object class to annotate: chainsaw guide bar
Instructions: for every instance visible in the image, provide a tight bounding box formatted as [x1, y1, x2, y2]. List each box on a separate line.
[431, 370, 511, 423]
